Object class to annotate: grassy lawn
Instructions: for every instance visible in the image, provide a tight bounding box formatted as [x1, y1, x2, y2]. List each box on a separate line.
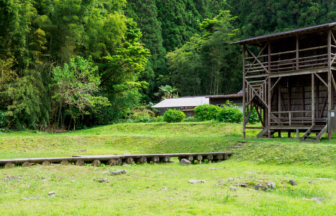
[1, 122, 336, 215]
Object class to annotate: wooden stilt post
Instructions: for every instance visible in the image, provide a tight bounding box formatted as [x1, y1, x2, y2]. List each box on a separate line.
[328, 29, 332, 140]
[243, 46, 246, 138]
[312, 73, 315, 126]
[268, 41, 271, 138]
[296, 129, 299, 139]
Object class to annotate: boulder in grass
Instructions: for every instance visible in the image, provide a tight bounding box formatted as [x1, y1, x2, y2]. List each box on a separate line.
[254, 184, 266, 191]
[289, 179, 297, 186]
[236, 183, 247, 188]
[188, 179, 206, 184]
[94, 178, 110, 183]
[180, 159, 191, 166]
[110, 169, 127, 176]
[267, 182, 276, 189]
[230, 187, 237, 191]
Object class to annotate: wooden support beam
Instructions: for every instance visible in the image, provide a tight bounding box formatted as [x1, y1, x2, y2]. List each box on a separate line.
[296, 35, 299, 70]
[278, 84, 282, 125]
[267, 42, 271, 138]
[314, 73, 328, 87]
[244, 45, 269, 73]
[331, 73, 336, 92]
[246, 82, 268, 108]
[320, 94, 328, 118]
[328, 29, 332, 140]
[296, 129, 299, 139]
[302, 79, 305, 117]
[245, 42, 268, 75]
[312, 73, 315, 125]
[243, 47, 246, 138]
[316, 79, 319, 119]
[255, 107, 265, 127]
[270, 77, 282, 92]
[245, 104, 254, 124]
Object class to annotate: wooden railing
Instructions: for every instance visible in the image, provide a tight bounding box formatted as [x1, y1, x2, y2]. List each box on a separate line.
[245, 45, 334, 75]
[270, 111, 313, 126]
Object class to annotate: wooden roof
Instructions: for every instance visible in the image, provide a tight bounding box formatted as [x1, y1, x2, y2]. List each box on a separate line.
[231, 22, 336, 45]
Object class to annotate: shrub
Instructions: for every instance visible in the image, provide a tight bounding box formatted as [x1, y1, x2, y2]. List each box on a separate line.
[216, 101, 243, 123]
[164, 109, 186, 123]
[155, 116, 164, 122]
[127, 106, 155, 123]
[194, 104, 222, 121]
[183, 117, 201, 122]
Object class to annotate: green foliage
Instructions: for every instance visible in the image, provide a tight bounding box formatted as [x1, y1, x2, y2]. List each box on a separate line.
[164, 109, 186, 123]
[51, 56, 110, 129]
[3, 69, 51, 130]
[0, 0, 150, 130]
[216, 101, 242, 123]
[245, 107, 260, 124]
[154, 85, 179, 100]
[155, 116, 165, 122]
[183, 117, 202, 122]
[194, 104, 222, 121]
[167, 11, 242, 96]
[127, 106, 155, 123]
[126, 0, 167, 102]
[0, 110, 6, 128]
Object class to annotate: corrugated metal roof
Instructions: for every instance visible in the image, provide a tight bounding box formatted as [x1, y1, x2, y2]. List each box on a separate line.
[231, 22, 336, 45]
[206, 94, 243, 99]
[152, 97, 209, 108]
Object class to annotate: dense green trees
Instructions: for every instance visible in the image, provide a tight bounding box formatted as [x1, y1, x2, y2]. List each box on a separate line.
[0, 0, 149, 129]
[167, 11, 242, 96]
[2, 0, 336, 130]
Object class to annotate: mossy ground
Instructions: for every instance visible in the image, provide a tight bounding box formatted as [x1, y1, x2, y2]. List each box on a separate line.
[1, 122, 336, 215]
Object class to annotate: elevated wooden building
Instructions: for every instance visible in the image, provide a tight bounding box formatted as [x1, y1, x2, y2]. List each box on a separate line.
[231, 22, 336, 141]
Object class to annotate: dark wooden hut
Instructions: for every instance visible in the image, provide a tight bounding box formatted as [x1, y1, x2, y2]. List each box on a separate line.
[231, 22, 336, 141]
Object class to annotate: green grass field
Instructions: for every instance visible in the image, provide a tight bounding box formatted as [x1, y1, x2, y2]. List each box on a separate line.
[1, 122, 336, 215]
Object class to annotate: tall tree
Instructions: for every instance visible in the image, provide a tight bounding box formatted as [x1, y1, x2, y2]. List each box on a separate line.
[126, 0, 167, 102]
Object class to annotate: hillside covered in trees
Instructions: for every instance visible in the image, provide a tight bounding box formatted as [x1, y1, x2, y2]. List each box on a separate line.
[1, 0, 336, 129]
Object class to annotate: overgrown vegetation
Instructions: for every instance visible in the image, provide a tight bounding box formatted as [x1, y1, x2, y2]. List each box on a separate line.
[164, 109, 186, 123]
[194, 104, 222, 121]
[217, 101, 243, 123]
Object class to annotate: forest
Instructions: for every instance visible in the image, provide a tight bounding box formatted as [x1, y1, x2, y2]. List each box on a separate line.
[1, 0, 336, 130]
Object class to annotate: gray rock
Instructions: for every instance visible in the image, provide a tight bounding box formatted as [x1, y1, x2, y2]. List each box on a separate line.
[289, 179, 297, 186]
[22, 197, 39, 200]
[122, 164, 130, 167]
[5, 176, 22, 181]
[110, 169, 127, 176]
[267, 182, 276, 189]
[228, 178, 236, 182]
[209, 168, 221, 170]
[94, 178, 110, 183]
[161, 187, 168, 190]
[236, 183, 247, 188]
[254, 184, 266, 191]
[230, 187, 237, 191]
[48, 191, 55, 198]
[218, 179, 224, 183]
[188, 179, 206, 184]
[180, 159, 191, 165]
[124, 153, 130, 155]
[303, 197, 322, 203]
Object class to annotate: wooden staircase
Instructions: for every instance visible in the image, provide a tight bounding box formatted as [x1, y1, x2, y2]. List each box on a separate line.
[301, 125, 328, 142]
